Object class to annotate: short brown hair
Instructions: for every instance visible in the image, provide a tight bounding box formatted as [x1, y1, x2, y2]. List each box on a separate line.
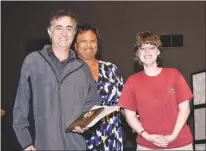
[134, 31, 162, 66]
[47, 10, 78, 30]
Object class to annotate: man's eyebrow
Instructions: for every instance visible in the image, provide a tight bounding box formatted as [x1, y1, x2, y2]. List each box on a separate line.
[54, 25, 73, 28]
[55, 25, 63, 28]
[66, 25, 73, 28]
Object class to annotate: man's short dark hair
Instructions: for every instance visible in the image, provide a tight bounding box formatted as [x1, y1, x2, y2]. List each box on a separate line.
[47, 10, 78, 30]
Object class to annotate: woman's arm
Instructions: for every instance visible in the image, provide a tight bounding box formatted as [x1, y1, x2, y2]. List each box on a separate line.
[125, 109, 168, 147]
[164, 100, 190, 143]
[125, 109, 144, 134]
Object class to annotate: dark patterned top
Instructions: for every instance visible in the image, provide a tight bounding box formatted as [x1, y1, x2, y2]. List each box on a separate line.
[85, 60, 124, 151]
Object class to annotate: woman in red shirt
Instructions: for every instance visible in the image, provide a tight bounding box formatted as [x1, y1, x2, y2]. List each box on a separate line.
[118, 31, 193, 150]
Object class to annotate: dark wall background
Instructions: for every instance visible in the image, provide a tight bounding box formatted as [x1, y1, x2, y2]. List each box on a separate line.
[1, 1, 205, 151]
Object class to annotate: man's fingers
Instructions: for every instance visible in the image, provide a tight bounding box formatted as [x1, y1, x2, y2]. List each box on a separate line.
[24, 145, 37, 151]
[31, 146, 37, 151]
[83, 127, 89, 131]
[73, 126, 85, 133]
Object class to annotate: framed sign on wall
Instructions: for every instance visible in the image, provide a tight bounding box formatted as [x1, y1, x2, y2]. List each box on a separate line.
[192, 71, 206, 105]
[191, 70, 206, 151]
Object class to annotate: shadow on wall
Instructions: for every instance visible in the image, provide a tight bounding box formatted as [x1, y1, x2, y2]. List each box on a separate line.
[25, 38, 51, 53]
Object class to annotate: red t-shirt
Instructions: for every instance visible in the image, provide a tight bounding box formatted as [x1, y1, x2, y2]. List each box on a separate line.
[118, 68, 193, 149]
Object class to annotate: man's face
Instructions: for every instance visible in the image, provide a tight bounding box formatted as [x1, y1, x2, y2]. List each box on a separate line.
[48, 16, 76, 49]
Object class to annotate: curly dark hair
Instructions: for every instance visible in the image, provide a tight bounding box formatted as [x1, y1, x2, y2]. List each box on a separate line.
[134, 31, 162, 66]
[72, 23, 101, 51]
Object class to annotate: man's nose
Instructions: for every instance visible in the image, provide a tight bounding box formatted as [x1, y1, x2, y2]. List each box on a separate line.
[61, 29, 67, 36]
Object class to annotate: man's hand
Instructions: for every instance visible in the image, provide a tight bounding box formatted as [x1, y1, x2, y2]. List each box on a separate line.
[24, 145, 37, 151]
[1, 109, 5, 116]
[72, 126, 89, 133]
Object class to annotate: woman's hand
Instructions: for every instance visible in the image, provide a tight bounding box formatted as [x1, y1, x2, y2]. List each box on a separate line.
[142, 133, 168, 147]
[163, 133, 178, 144]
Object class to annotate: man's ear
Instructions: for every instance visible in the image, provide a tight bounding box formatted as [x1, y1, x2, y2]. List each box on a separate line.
[47, 28, 52, 38]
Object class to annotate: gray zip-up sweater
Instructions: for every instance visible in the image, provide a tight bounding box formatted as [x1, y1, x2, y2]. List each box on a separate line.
[13, 45, 100, 150]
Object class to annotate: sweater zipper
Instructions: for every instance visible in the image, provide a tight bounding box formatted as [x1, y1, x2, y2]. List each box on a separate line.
[59, 63, 84, 86]
[38, 52, 61, 89]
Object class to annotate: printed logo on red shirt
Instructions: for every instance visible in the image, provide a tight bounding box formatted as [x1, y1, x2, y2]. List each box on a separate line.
[167, 88, 175, 94]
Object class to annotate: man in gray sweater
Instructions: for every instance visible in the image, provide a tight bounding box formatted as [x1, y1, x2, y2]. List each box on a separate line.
[13, 10, 100, 150]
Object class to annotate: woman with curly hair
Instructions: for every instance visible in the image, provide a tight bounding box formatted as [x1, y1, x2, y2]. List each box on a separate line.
[73, 23, 124, 151]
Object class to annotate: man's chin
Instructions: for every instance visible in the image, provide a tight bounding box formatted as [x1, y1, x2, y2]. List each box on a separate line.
[54, 44, 71, 49]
